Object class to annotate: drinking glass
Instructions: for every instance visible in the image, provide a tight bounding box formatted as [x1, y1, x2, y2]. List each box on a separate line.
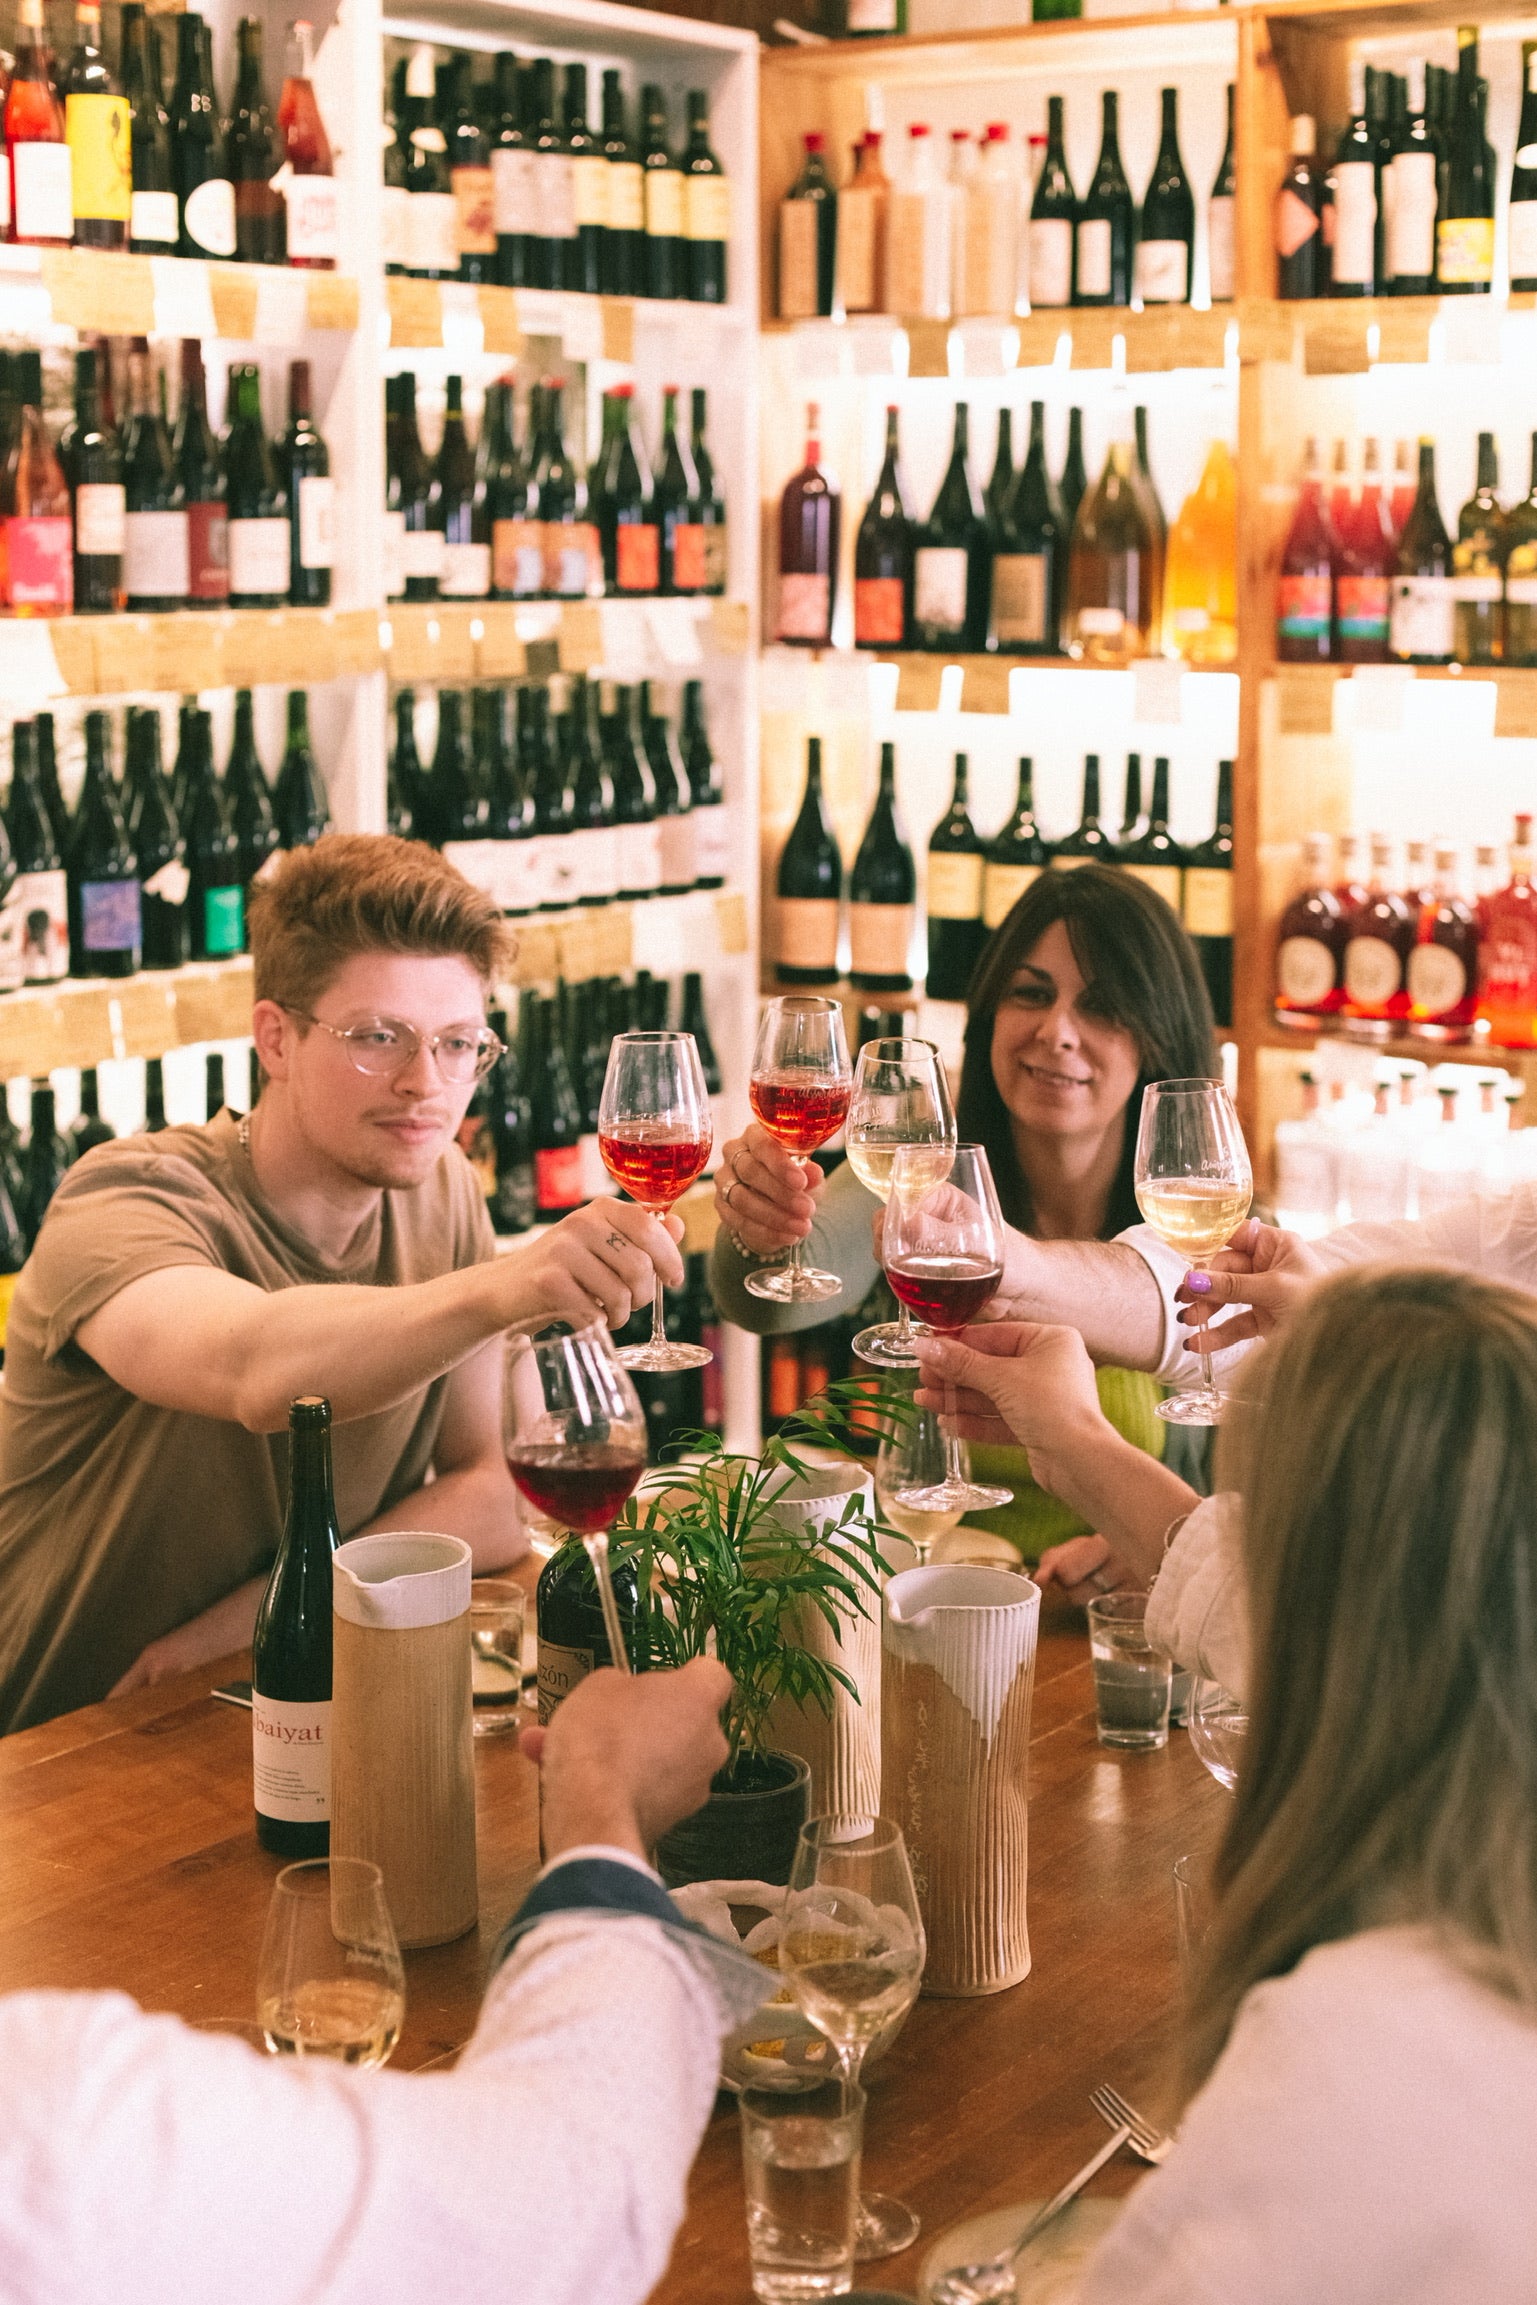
[874, 1404, 962, 1565]
[1133, 1077, 1253, 1426]
[598, 1029, 714, 1372]
[256, 1857, 405, 2067]
[882, 1142, 1011, 1516]
[745, 996, 854, 1304]
[1188, 1677, 1249, 1791]
[1173, 1851, 1212, 1985]
[739, 2077, 865, 2304]
[1086, 1591, 1173, 1750]
[845, 1037, 957, 1367]
[780, 1815, 926, 2261]
[504, 1324, 648, 1677]
[469, 1578, 527, 1736]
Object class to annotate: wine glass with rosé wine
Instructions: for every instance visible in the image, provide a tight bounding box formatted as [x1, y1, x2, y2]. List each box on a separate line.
[1133, 1077, 1253, 1427]
[883, 1141, 1012, 1517]
[505, 1325, 649, 1676]
[745, 994, 854, 1305]
[598, 1030, 714, 1374]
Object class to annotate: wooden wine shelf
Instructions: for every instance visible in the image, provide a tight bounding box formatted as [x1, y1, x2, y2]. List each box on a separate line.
[1268, 660, 1537, 739]
[385, 278, 745, 363]
[0, 597, 753, 701]
[0, 246, 358, 341]
[0, 958, 253, 1081]
[499, 888, 750, 994]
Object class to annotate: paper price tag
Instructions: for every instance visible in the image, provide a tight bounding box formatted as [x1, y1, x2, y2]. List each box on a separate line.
[596, 600, 650, 680]
[253, 265, 309, 344]
[150, 255, 217, 340]
[645, 597, 703, 668]
[0, 620, 68, 710]
[1132, 657, 1185, 725]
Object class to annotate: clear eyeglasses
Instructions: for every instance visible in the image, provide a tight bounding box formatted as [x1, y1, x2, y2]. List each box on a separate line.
[281, 1007, 505, 1084]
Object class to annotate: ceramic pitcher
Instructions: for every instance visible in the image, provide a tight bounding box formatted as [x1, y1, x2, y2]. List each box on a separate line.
[882, 1564, 1039, 1996]
[758, 1457, 883, 1818]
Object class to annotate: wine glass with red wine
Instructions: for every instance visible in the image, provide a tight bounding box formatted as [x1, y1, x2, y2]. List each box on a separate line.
[504, 1325, 648, 1675]
[598, 1030, 714, 1374]
[744, 994, 853, 1304]
[883, 1142, 1012, 1516]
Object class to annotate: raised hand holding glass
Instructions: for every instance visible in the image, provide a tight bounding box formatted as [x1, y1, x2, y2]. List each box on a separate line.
[1133, 1077, 1252, 1426]
[746, 995, 853, 1304]
[884, 1142, 1011, 1515]
[846, 1035, 956, 1367]
[598, 1029, 713, 1372]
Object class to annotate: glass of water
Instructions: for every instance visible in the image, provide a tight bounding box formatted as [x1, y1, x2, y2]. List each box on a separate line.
[1086, 1592, 1173, 1750]
[470, 1578, 527, 1737]
[739, 2077, 865, 2304]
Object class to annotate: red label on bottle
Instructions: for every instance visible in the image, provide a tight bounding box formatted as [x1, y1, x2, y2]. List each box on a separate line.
[670, 522, 707, 592]
[615, 521, 660, 594]
[1335, 574, 1389, 642]
[3, 515, 72, 611]
[854, 575, 905, 646]
[535, 1144, 585, 1210]
[186, 501, 230, 600]
[1277, 573, 1331, 641]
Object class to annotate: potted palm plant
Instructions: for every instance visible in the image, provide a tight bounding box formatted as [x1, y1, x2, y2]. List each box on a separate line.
[612, 1386, 903, 1889]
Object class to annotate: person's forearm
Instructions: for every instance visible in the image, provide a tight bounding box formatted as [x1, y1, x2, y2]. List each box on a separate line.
[108, 1573, 266, 1695]
[362, 1459, 526, 1571]
[1030, 1415, 1199, 1584]
[998, 1237, 1172, 1373]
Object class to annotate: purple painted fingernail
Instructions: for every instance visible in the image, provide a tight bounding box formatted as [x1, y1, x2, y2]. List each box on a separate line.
[1185, 1271, 1212, 1295]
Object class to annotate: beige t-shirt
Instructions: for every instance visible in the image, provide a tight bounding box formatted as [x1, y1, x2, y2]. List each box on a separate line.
[0, 1111, 497, 1731]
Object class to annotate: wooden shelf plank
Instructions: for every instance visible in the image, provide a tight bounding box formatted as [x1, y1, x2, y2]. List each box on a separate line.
[0, 960, 253, 1080]
[0, 247, 359, 339]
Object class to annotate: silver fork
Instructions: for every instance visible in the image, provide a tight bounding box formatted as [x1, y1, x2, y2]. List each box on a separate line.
[928, 2124, 1132, 2305]
[1089, 2084, 1174, 2166]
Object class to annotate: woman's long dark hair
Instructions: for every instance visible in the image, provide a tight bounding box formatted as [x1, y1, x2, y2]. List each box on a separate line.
[956, 864, 1218, 1238]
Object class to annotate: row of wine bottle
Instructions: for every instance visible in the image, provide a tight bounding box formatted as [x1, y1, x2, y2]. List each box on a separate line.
[780, 85, 1235, 321]
[2, 5, 337, 265]
[1280, 430, 1537, 668]
[390, 675, 727, 919]
[774, 740, 1235, 1024]
[1276, 36, 1537, 301]
[1, 341, 330, 618]
[1274, 822, 1537, 1047]
[776, 398, 1234, 665]
[0, 689, 330, 986]
[384, 373, 726, 605]
[384, 46, 728, 304]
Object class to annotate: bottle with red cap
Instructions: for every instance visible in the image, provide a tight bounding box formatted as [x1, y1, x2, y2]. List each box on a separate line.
[1478, 816, 1537, 1048]
[1274, 832, 1347, 1030]
[778, 130, 836, 320]
[1336, 437, 1393, 663]
[887, 122, 951, 319]
[277, 20, 338, 271]
[594, 383, 658, 598]
[1343, 834, 1416, 1038]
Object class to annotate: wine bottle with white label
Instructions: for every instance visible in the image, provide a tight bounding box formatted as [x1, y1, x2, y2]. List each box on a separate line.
[1390, 439, 1453, 665]
[991, 400, 1062, 654]
[912, 402, 989, 652]
[1451, 431, 1504, 667]
[1208, 85, 1236, 303]
[681, 679, 727, 889]
[126, 707, 189, 970]
[849, 740, 915, 994]
[1136, 88, 1194, 305]
[642, 83, 686, 301]
[434, 374, 488, 601]
[1386, 69, 1437, 295]
[225, 366, 290, 610]
[488, 52, 532, 290]
[853, 404, 912, 650]
[7, 720, 68, 985]
[564, 63, 606, 296]
[1329, 70, 1378, 298]
[1075, 92, 1133, 310]
[121, 3, 176, 255]
[122, 340, 188, 614]
[682, 89, 728, 305]
[926, 753, 986, 1002]
[601, 69, 644, 297]
[1029, 95, 1075, 310]
[252, 1396, 342, 1859]
[283, 360, 334, 610]
[1510, 42, 1537, 294]
[171, 13, 236, 260]
[777, 736, 841, 988]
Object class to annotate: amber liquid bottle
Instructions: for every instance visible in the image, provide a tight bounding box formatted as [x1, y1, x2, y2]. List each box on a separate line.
[1274, 831, 1347, 1029]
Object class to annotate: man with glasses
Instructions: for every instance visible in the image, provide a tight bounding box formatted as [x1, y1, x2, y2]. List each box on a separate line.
[0, 836, 683, 1731]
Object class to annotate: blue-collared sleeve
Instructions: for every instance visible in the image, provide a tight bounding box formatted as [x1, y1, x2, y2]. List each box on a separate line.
[493, 1855, 769, 2032]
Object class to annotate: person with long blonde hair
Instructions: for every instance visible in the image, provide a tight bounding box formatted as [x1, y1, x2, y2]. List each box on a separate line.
[916, 1268, 1537, 2301]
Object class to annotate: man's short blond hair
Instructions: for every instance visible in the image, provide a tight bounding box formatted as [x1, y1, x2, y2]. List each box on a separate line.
[248, 834, 513, 1013]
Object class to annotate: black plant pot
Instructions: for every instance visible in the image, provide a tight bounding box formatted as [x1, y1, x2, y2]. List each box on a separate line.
[655, 1749, 812, 1890]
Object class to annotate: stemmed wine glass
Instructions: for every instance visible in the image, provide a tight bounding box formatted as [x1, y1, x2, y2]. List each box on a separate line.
[504, 1325, 648, 1675]
[745, 995, 853, 1304]
[874, 1404, 962, 1565]
[845, 1036, 957, 1367]
[883, 1142, 1012, 1516]
[598, 1030, 714, 1373]
[1133, 1078, 1253, 1427]
[256, 1857, 406, 2067]
[779, 1815, 927, 2261]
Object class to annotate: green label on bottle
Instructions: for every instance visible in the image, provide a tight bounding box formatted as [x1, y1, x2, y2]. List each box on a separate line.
[204, 884, 245, 957]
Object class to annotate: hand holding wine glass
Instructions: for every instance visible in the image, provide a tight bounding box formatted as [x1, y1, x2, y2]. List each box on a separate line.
[845, 1035, 956, 1368]
[882, 1142, 1011, 1516]
[505, 1325, 648, 1676]
[1133, 1077, 1253, 1426]
[745, 995, 853, 1304]
[598, 1030, 713, 1373]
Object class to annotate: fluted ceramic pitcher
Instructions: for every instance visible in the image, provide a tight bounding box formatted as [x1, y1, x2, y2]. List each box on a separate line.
[882, 1564, 1039, 1995]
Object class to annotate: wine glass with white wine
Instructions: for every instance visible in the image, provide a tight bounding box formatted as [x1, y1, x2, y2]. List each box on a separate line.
[1133, 1078, 1253, 1427]
[845, 1037, 957, 1368]
[780, 1815, 926, 2261]
[256, 1857, 406, 2067]
[875, 1403, 962, 1565]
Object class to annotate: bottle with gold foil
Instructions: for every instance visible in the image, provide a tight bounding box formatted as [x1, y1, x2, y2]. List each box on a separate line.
[1451, 431, 1505, 665]
[64, 0, 130, 251]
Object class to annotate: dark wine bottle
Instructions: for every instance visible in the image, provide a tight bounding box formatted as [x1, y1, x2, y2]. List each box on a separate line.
[641, 84, 685, 301]
[8, 719, 68, 983]
[680, 971, 722, 1109]
[1182, 757, 1234, 1029]
[656, 385, 701, 597]
[482, 379, 534, 601]
[1053, 753, 1112, 869]
[776, 403, 840, 647]
[205, 1050, 225, 1121]
[225, 689, 280, 887]
[688, 388, 727, 597]
[1075, 91, 1133, 309]
[445, 51, 495, 286]
[1451, 429, 1504, 667]
[433, 373, 487, 600]
[402, 42, 456, 281]
[991, 399, 1063, 655]
[1511, 42, 1537, 294]
[778, 130, 837, 320]
[121, 4, 176, 254]
[68, 709, 141, 978]
[1059, 406, 1088, 537]
[35, 715, 70, 859]
[284, 359, 333, 609]
[123, 338, 189, 612]
[526, 990, 587, 1225]
[1120, 754, 1184, 913]
[682, 88, 728, 305]
[1276, 115, 1325, 298]
[21, 1081, 70, 1246]
[273, 691, 332, 848]
[487, 1004, 536, 1236]
[853, 404, 911, 650]
[171, 11, 236, 260]
[1504, 433, 1537, 667]
[71, 1067, 115, 1158]
[1117, 753, 1144, 847]
[1136, 87, 1194, 305]
[143, 1057, 168, 1132]
[431, 688, 489, 873]
[926, 752, 987, 1001]
[175, 339, 228, 606]
[70, 342, 125, 615]
[983, 411, 1014, 528]
[912, 402, 989, 653]
[680, 679, 727, 890]
[601, 69, 645, 298]
[535, 379, 599, 601]
[1386, 68, 1438, 295]
[605, 684, 661, 905]
[229, 14, 283, 265]
[535, 1530, 639, 1716]
[564, 62, 605, 295]
[488, 51, 533, 291]
[251, 1395, 343, 1857]
[983, 757, 1050, 929]
[776, 735, 841, 987]
[1208, 84, 1237, 302]
[128, 707, 189, 970]
[1437, 29, 1493, 294]
[564, 677, 617, 910]
[389, 368, 442, 602]
[181, 711, 245, 959]
[641, 681, 695, 895]
[225, 364, 290, 608]
[595, 383, 658, 597]
[1028, 94, 1076, 310]
[527, 56, 575, 293]
[382, 54, 411, 275]
[1390, 439, 1454, 665]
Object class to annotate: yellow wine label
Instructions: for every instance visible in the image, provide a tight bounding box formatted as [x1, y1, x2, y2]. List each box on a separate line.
[645, 167, 684, 240]
[1435, 214, 1494, 286]
[685, 174, 730, 243]
[982, 861, 1041, 928]
[927, 851, 984, 921]
[1182, 867, 1233, 938]
[66, 92, 131, 222]
[0, 1270, 17, 1349]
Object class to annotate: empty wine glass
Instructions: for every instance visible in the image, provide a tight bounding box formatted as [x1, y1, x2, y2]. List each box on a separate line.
[1188, 1564, 1249, 1792]
[780, 1815, 926, 2261]
[504, 1324, 648, 1676]
[883, 1142, 1011, 1516]
[745, 995, 853, 1304]
[256, 1858, 405, 2067]
[1133, 1077, 1253, 1427]
[874, 1404, 962, 1565]
[845, 1036, 957, 1368]
[598, 1030, 714, 1374]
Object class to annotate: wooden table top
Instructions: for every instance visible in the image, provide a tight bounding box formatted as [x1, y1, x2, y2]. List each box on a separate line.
[0, 1584, 1226, 2302]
